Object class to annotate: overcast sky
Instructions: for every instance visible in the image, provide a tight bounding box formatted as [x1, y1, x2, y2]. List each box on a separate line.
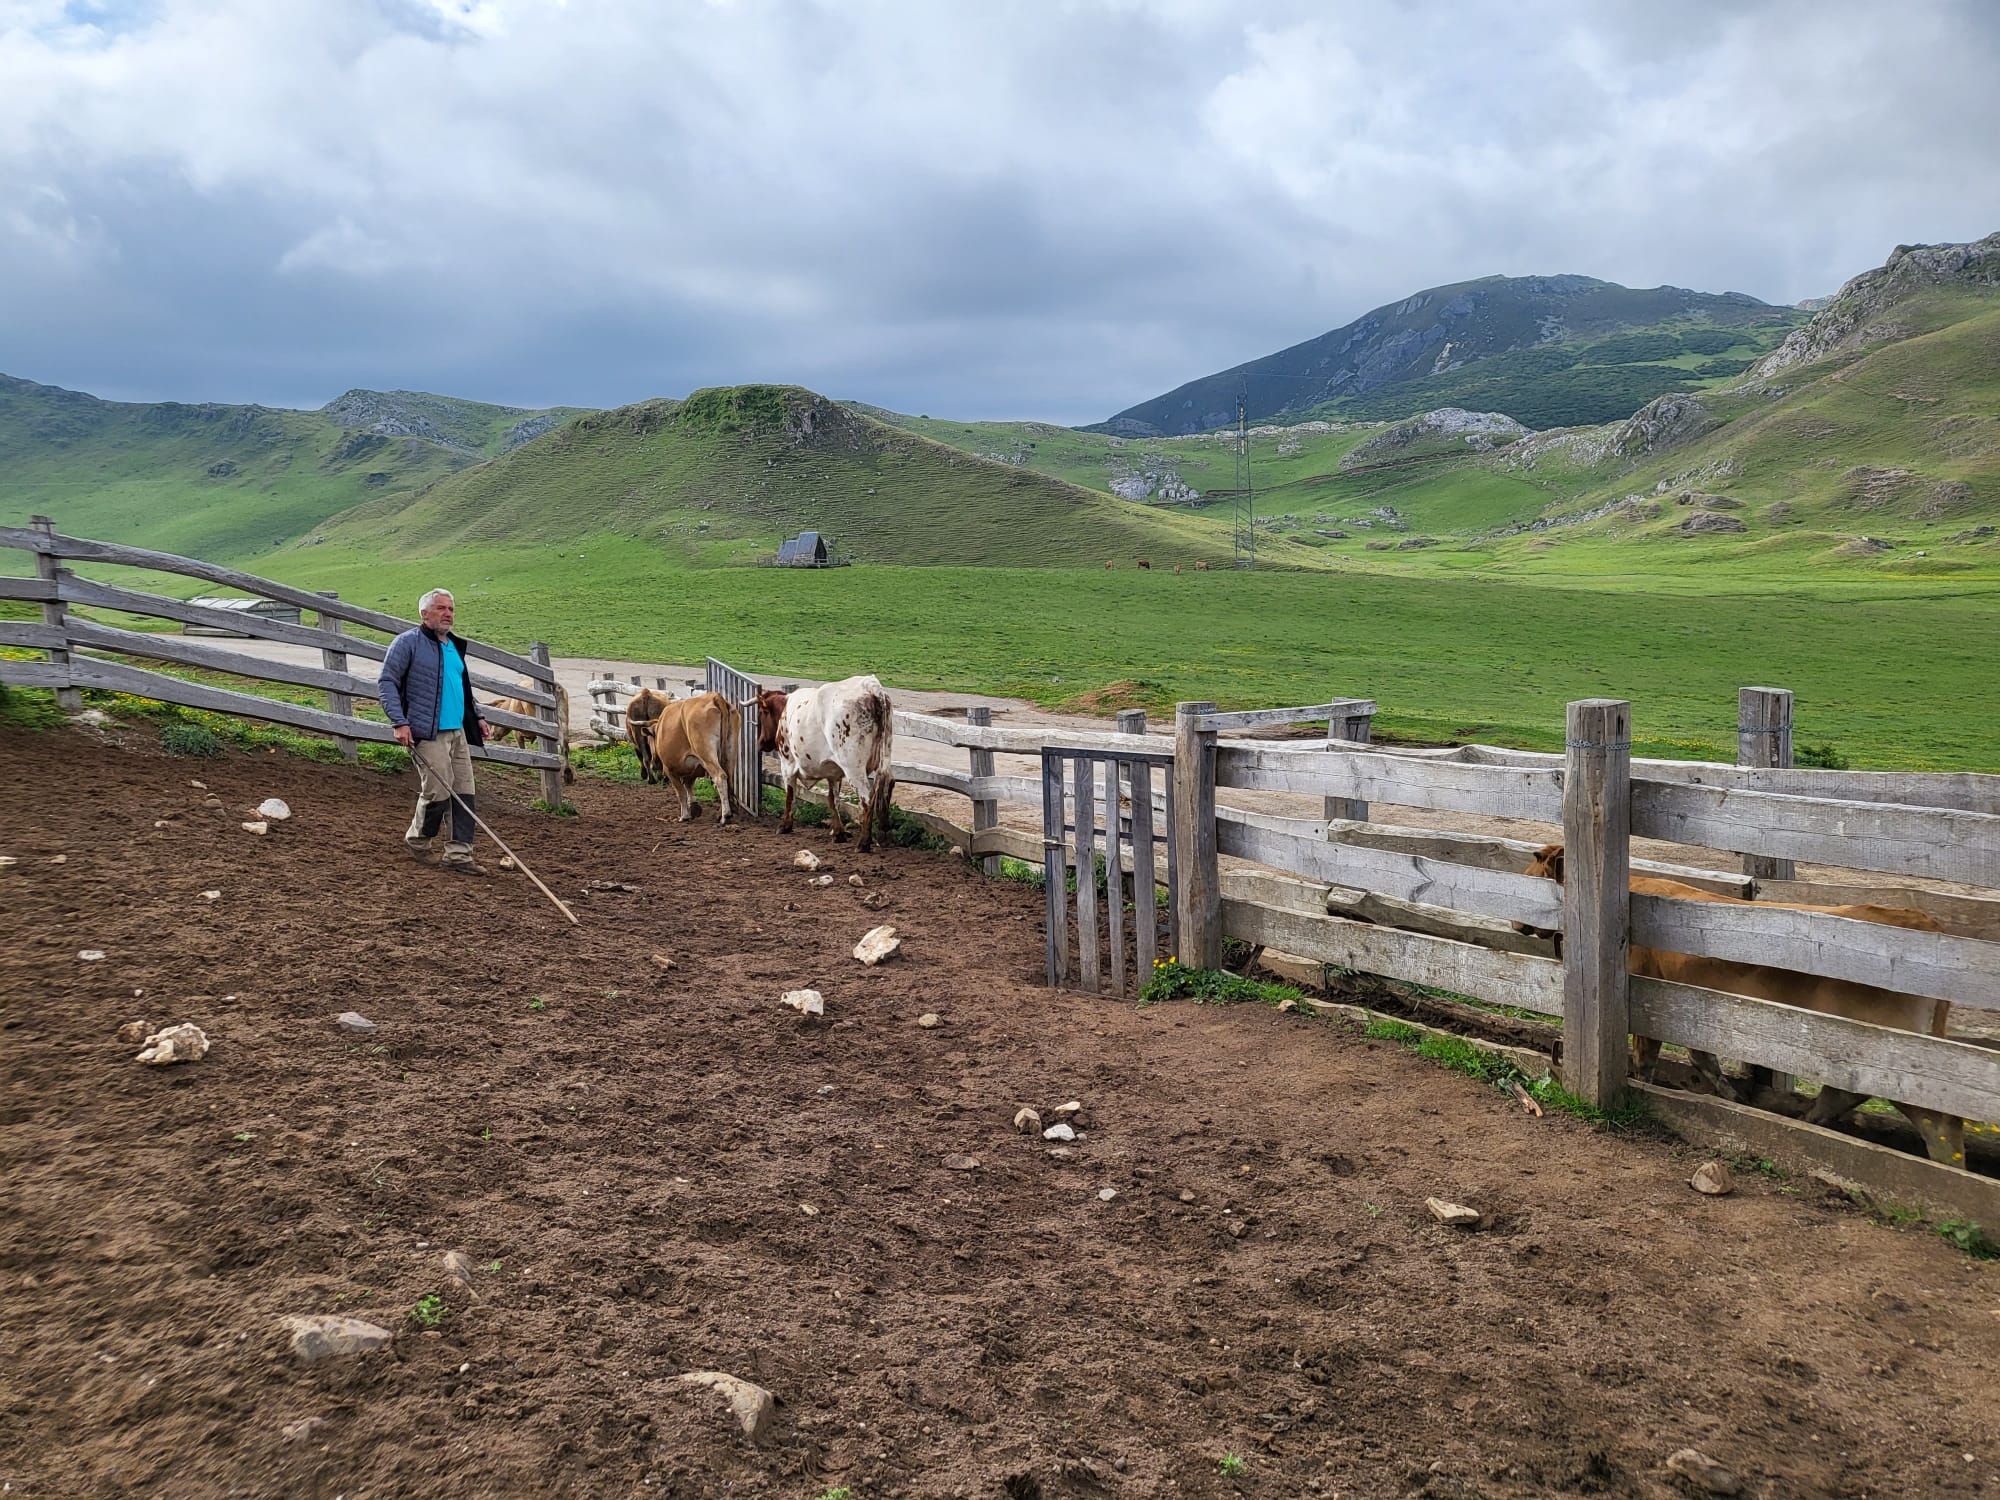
[2, 0, 1996, 423]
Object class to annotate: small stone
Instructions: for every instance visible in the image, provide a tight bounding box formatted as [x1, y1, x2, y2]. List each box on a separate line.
[780, 989, 824, 1017]
[1227, 1219, 1248, 1239]
[1179, 1188, 1196, 1203]
[1046, 1146, 1074, 1159]
[799, 1202, 818, 1217]
[69, 708, 110, 727]
[200, 889, 221, 901]
[1665, 1447, 1742, 1496]
[499, 855, 517, 870]
[650, 950, 676, 970]
[943, 1154, 981, 1172]
[282, 1315, 394, 1363]
[1098, 1187, 1118, 1202]
[860, 890, 889, 910]
[853, 925, 902, 965]
[916, 1012, 941, 1029]
[49, 853, 67, 863]
[949, 845, 965, 859]
[280, 1416, 327, 1443]
[812, 873, 835, 887]
[442, 1250, 475, 1286]
[1042, 1122, 1076, 1143]
[202, 796, 222, 809]
[335, 1012, 376, 1035]
[0, 856, 14, 870]
[672, 1370, 775, 1441]
[241, 820, 268, 836]
[137, 1023, 209, 1066]
[1690, 1161, 1735, 1197]
[257, 798, 292, 821]
[1013, 1107, 1043, 1135]
[1052, 1100, 1083, 1120]
[848, 874, 864, 887]
[1425, 1197, 1483, 1228]
[78, 949, 106, 962]
[189, 780, 206, 789]
[154, 819, 171, 829]
[793, 849, 823, 871]
[115, 1021, 150, 1044]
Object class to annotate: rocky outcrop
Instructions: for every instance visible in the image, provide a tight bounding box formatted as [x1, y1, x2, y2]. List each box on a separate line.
[1340, 408, 1528, 470]
[1610, 394, 1717, 459]
[1677, 512, 1746, 535]
[1747, 233, 2000, 381]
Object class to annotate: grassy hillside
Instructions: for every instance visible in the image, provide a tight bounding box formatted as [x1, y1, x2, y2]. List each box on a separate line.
[304, 385, 1307, 569]
[0, 376, 584, 564]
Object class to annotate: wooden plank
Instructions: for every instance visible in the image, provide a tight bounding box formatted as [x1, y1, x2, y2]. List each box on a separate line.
[1325, 700, 1374, 822]
[317, 592, 358, 763]
[60, 571, 391, 660]
[895, 709, 1175, 758]
[62, 617, 381, 701]
[0, 526, 555, 684]
[968, 705, 1000, 877]
[889, 762, 976, 797]
[1163, 771, 1180, 954]
[1216, 742, 1563, 821]
[1104, 758, 1125, 994]
[1739, 686, 1797, 881]
[1215, 808, 1562, 928]
[530, 643, 565, 810]
[29, 517, 81, 711]
[1191, 699, 1376, 733]
[1131, 750, 1158, 980]
[1074, 753, 1100, 991]
[1629, 976, 2000, 1123]
[0, 621, 67, 649]
[39, 655, 560, 769]
[1756, 879, 2000, 941]
[1631, 892, 2000, 1012]
[1313, 816, 1753, 896]
[1632, 780, 2000, 889]
[0, 575, 56, 602]
[1042, 753, 1067, 985]
[1220, 894, 1565, 1016]
[1175, 702, 1221, 968]
[1562, 698, 1632, 1108]
[0, 659, 73, 690]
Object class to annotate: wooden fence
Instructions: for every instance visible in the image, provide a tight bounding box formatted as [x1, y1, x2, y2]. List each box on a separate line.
[0, 518, 568, 807]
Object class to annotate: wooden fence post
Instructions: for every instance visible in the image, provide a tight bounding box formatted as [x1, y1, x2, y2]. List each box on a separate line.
[317, 591, 358, 762]
[967, 705, 999, 875]
[29, 516, 81, 711]
[1739, 686, 1796, 882]
[1116, 708, 1146, 886]
[529, 643, 564, 810]
[1174, 701, 1221, 968]
[1324, 701, 1373, 823]
[1561, 698, 1631, 1109]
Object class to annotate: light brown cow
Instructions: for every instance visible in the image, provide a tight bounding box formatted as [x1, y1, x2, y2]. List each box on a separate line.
[642, 691, 741, 824]
[1194, 560, 1210, 571]
[485, 683, 574, 783]
[622, 687, 673, 783]
[1520, 843, 1961, 1164]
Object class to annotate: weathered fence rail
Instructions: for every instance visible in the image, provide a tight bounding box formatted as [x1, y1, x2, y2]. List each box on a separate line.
[1, 518, 567, 806]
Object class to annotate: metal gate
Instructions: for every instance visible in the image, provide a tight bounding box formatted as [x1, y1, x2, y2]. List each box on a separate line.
[1041, 747, 1177, 995]
[703, 656, 765, 822]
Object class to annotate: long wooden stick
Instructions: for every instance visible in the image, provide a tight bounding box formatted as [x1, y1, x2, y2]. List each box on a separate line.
[447, 791, 580, 926]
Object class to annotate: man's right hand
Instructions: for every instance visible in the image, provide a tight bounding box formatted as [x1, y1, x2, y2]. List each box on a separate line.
[393, 725, 414, 748]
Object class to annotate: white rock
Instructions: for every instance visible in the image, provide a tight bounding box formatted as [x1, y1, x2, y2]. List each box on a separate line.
[240, 820, 268, 836]
[69, 708, 111, 727]
[1665, 1448, 1743, 1496]
[137, 1023, 209, 1066]
[853, 925, 902, 966]
[1052, 1100, 1083, 1120]
[280, 1416, 327, 1443]
[811, 873, 835, 887]
[115, 1020, 150, 1044]
[442, 1250, 475, 1286]
[943, 1154, 981, 1172]
[792, 850, 823, 871]
[200, 890, 221, 901]
[1098, 1187, 1118, 1202]
[153, 820, 170, 829]
[1043, 1122, 1076, 1143]
[257, 798, 292, 821]
[0, 856, 15, 870]
[780, 989, 824, 1017]
[335, 1012, 376, 1034]
[499, 855, 517, 870]
[799, 1203, 818, 1217]
[1013, 1107, 1043, 1134]
[78, 949, 106, 962]
[672, 1370, 775, 1442]
[281, 1315, 394, 1363]
[1425, 1197, 1482, 1228]
[848, 874, 864, 887]
[916, 1012, 941, 1029]
[188, 780, 206, 790]
[49, 853, 67, 863]
[1690, 1160, 1736, 1197]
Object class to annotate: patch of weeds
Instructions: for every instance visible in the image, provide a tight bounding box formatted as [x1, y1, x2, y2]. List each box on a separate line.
[1360, 1010, 1649, 1131]
[1727, 1153, 1787, 1181]
[1363, 1016, 1424, 1044]
[528, 996, 548, 1013]
[1796, 741, 1850, 770]
[1218, 1453, 1247, 1478]
[480, 1125, 492, 1142]
[231, 1131, 254, 1143]
[1523, 1074, 1650, 1130]
[1362, 1201, 1383, 1218]
[1874, 1202, 1923, 1228]
[816, 1489, 855, 1500]
[997, 856, 1045, 888]
[757, 782, 829, 825]
[486, 1260, 502, 1274]
[1140, 958, 1303, 1008]
[530, 798, 578, 816]
[1938, 1219, 1998, 1259]
[570, 741, 643, 783]
[408, 1293, 448, 1330]
[0, 675, 66, 731]
[160, 722, 224, 757]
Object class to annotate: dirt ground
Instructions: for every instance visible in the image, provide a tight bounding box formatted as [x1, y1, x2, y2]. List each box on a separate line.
[4, 720, 1999, 1500]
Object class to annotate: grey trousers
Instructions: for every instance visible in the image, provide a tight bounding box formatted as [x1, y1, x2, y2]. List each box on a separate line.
[406, 730, 477, 860]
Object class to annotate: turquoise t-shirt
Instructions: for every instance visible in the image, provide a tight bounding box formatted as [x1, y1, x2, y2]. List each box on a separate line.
[437, 638, 466, 733]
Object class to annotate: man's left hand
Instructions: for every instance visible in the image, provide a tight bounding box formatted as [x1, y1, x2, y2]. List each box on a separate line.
[477, 717, 492, 738]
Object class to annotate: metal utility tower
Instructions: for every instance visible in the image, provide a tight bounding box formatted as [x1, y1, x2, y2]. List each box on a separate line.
[1232, 387, 1255, 569]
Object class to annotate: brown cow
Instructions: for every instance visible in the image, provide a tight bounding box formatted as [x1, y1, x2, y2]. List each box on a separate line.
[1104, 560, 1115, 569]
[1520, 843, 1961, 1164]
[1194, 560, 1210, 571]
[1136, 558, 1150, 570]
[620, 687, 675, 783]
[642, 691, 742, 824]
[1173, 564, 1183, 575]
[485, 684, 574, 783]
[753, 687, 788, 754]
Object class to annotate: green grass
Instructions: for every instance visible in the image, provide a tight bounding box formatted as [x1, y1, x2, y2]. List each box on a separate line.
[1139, 959, 1303, 1007]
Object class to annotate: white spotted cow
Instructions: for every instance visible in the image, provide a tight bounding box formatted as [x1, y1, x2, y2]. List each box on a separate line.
[774, 674, 895, 852]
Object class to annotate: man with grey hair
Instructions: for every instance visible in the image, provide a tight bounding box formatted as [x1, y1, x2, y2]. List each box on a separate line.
[378, 588, 492, 873]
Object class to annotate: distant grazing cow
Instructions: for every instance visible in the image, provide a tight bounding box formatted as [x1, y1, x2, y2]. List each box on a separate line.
[621, 687, 673, 783]
[485, 683, 574, 783]
[1194, 560, 1210, 571]
[775, 674, 895, 852]
[1104, 560, 1114, 569]
[1518, 843, 1961, 1164]
[641, 691, 741, 824]
[1173, 565, 1183, 575]
[1136, 559, 1150, 570]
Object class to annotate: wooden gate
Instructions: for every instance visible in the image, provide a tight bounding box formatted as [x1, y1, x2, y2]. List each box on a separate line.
[703, 656, 765, 821]
[1042, 746, 1178, 994]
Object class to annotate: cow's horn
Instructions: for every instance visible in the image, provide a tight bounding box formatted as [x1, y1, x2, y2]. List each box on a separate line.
[738, 696, 758, 709]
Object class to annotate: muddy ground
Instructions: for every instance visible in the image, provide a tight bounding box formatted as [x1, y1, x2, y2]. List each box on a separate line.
[3, 720, 1998, 1499]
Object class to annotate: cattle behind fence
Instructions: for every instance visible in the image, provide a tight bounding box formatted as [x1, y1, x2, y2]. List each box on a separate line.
[704, 656, 765, 821]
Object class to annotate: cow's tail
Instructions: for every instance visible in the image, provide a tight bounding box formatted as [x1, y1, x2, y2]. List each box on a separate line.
[866, 686, 895, 836]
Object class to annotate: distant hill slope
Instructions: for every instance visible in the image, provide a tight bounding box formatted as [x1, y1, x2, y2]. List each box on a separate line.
[0, 375, 586, 563]
[300, 385, 1302, 569]
[1098, 274, 1801, 435]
